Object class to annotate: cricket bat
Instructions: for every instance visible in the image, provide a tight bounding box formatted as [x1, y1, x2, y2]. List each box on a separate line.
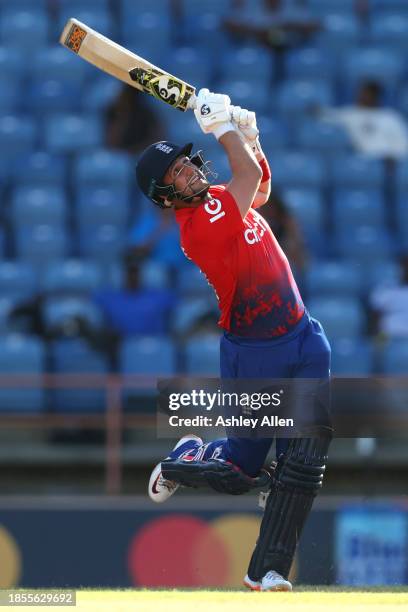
[59, 18, 198, 112]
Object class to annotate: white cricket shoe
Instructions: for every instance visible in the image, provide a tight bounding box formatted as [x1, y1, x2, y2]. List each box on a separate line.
[243, 574, 261, 591]
[148, 435, 203, 503]
[261, 570, 292, 592]
[244, 570, 292, 592]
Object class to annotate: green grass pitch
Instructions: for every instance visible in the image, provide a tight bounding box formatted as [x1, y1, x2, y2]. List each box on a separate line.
[16, 588, 408, 612]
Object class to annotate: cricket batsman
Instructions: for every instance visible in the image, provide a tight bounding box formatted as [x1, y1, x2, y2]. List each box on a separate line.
[135, 89, 332, 591]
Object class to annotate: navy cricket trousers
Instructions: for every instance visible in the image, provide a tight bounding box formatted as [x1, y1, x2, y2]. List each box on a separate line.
[219, 312, 331, 476]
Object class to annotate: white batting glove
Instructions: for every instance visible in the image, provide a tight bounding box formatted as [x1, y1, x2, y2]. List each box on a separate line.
[194, 88, 234, 140]
[231, 106, 261, 155]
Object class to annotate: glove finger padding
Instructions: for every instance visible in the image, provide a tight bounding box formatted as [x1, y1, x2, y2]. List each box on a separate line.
[161, 458, 272, 495]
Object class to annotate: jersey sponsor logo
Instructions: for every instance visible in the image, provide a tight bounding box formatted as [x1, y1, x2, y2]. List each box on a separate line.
[244, 215, 267, 245]
[204, 198, 225, 223]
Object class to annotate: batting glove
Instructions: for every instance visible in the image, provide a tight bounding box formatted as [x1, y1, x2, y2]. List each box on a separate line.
[231, 106, 261, 155]
[194, 88, 234, 140]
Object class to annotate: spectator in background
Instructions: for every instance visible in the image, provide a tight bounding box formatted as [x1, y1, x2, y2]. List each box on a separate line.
[259, 190, 308, 274]
[370, 254, 408, 340]
[320, 81, 408, 160]
[105, 85, 165, 155]
[93, 248, 177, 339]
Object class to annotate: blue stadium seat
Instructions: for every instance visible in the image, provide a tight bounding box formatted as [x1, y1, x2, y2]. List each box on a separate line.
[27, 79, 82, 113]
[341, 48, 404, 96]
[316, 13, 360, 49]
[276, 80, 333, 116]
[11, 152, 66, 186]
[331, 337, 374, 376]
[216, 80, 270, 114]
[0, 47, 26, 80]
[0, 115, 37, 157]
[184, 334, 220, 375]
[308, 0, 355, 16]
[286, 47, 335, 80]
[180, 0, 231, 16]
[44, 114, 103, 152]
[16, 225, 69, 263]
[369, 13, 408, 50]
[396, 193, 408, 232]
[269, 152, 325, 188]
[332, 189, 385, 229]
[120, 336, 176, 376]
[282, 188, 324, 234]
[297, 120, 351, 152]
[257, 116, 291, 151]
[305, 261, 362, 298]
[177, 264, 212, 296]
[32, 47, 88, 85]
[307, 297, 365, 339]
[76, 188, 129, 227]
[0, 335, 45, 412]
[0, 297, 22, 333]
[73, 150, 133, 186]
[0, 10, 49, 50]
[50, 338, 109, 413]
[0, 261, 37, 299]
[79, 225, 126, 261]
[59, 0, 109, 8]
[364, 259, 402, 291]
[0, 78, 21, 112]
[395, 160, 408, 189]
[331, 155, 385, 188]
[43, 296, 103, 330]
[382, 340, 408, 374]
[11, 186, 67, 226]
[140, 260, 170, 290]
[42, 260, 102, 294]
[121, 11, 171, 58]
[58, 9, 116, 40]
[335, 226, 394, 262]
[166, 47, 212, 91]
[81, 77, 122, 111]
[369, 0, 408, 11]
[171, 296, 219, 335]
[221, 46, 274, 83]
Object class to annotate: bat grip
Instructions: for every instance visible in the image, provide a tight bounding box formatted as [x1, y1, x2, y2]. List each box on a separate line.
[187, 94, 234, 119]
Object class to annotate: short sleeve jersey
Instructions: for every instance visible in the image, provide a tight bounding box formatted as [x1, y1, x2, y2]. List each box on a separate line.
[175, 185, 305, 338]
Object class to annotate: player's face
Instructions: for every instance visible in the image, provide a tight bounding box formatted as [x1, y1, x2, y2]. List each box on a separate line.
[163, 156, 209, 205]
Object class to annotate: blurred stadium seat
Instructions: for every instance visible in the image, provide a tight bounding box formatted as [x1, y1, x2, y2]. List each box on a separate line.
[0, 115, 37, 157]
[27, 79, 82, 113]
[335, 226, 394, 262]
[73, 150, 133, 187]
[139, 260, 170, 290]
[0, 296, 22, 333]
[331, 337, 374, 376]
[76, 188, 129, 228]
[307, 297, 365, 339]
[341, 48, 404, 99]
[32, 47, 88, 85]
[305, 261, 362, 298]
[0, 10, 49, 50]
[44, 114, 103, 152]
[43, 296, 103, 330]
[11, 152, 66, 186]
[0, 261, 37, 299]
[317, 13, 360, 50]
[11, 186, 67, 227]
[177, 265, 213, 297]
[184, 335, 220, 375]
[0, 77, 21, 112]
[216, 80, 270, 114]
[308, 0, 355, 15]
[276, 80, 334, 116]
[42, 260, 103, 294]
[286, 47, 335, 80]
[16, 224, 69, 263]
[50, 339, 109, 413]
[81, 77, 122, 112]
[171, 296, 218, 336]
[269, 152, 326, 188]
[120, 336, 176, 376]
[331, 155, 385, 188]
[0, 335, 45, 412]
[382, 340, 408, 374]
[165, 47, 212, 91]
[57, 10, 114, 39]
[297, 120, 351, 152]
[332, 189, 386, 229]
[0, 47, 26, 80]
[282, 188, 325, 242]
[221, 46, 274, 83]
[369, 13, 408, 50]
[78, 225, 126, 261]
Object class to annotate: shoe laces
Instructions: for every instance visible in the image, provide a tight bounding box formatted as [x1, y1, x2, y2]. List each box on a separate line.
[264, 570, 285, 582]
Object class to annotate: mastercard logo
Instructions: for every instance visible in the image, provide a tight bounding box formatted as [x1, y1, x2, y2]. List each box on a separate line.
[128, 513, 267, 588]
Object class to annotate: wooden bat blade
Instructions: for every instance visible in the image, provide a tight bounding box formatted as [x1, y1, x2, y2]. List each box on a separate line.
[59, 18, 196, 111]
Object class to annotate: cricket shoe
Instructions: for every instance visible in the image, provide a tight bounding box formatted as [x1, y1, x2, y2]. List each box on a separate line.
[148, 435, 203, 503]
[243, 571, 292, 592]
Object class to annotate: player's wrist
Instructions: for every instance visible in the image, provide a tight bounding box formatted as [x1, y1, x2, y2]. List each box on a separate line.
[212, 121, 235, 140]
[258, 157, 271, 182]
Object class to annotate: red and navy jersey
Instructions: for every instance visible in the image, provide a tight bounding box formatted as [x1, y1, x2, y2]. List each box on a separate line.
[175, 185, 305, 338]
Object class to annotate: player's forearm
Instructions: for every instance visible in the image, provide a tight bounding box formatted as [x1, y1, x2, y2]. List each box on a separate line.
[219, 130, 262, 179]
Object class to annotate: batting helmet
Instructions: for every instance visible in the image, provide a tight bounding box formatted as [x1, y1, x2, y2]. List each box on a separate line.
[136, 140, 193, 208]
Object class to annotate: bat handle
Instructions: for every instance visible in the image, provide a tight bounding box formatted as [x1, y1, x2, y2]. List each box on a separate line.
[187, 94, 234, 119]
